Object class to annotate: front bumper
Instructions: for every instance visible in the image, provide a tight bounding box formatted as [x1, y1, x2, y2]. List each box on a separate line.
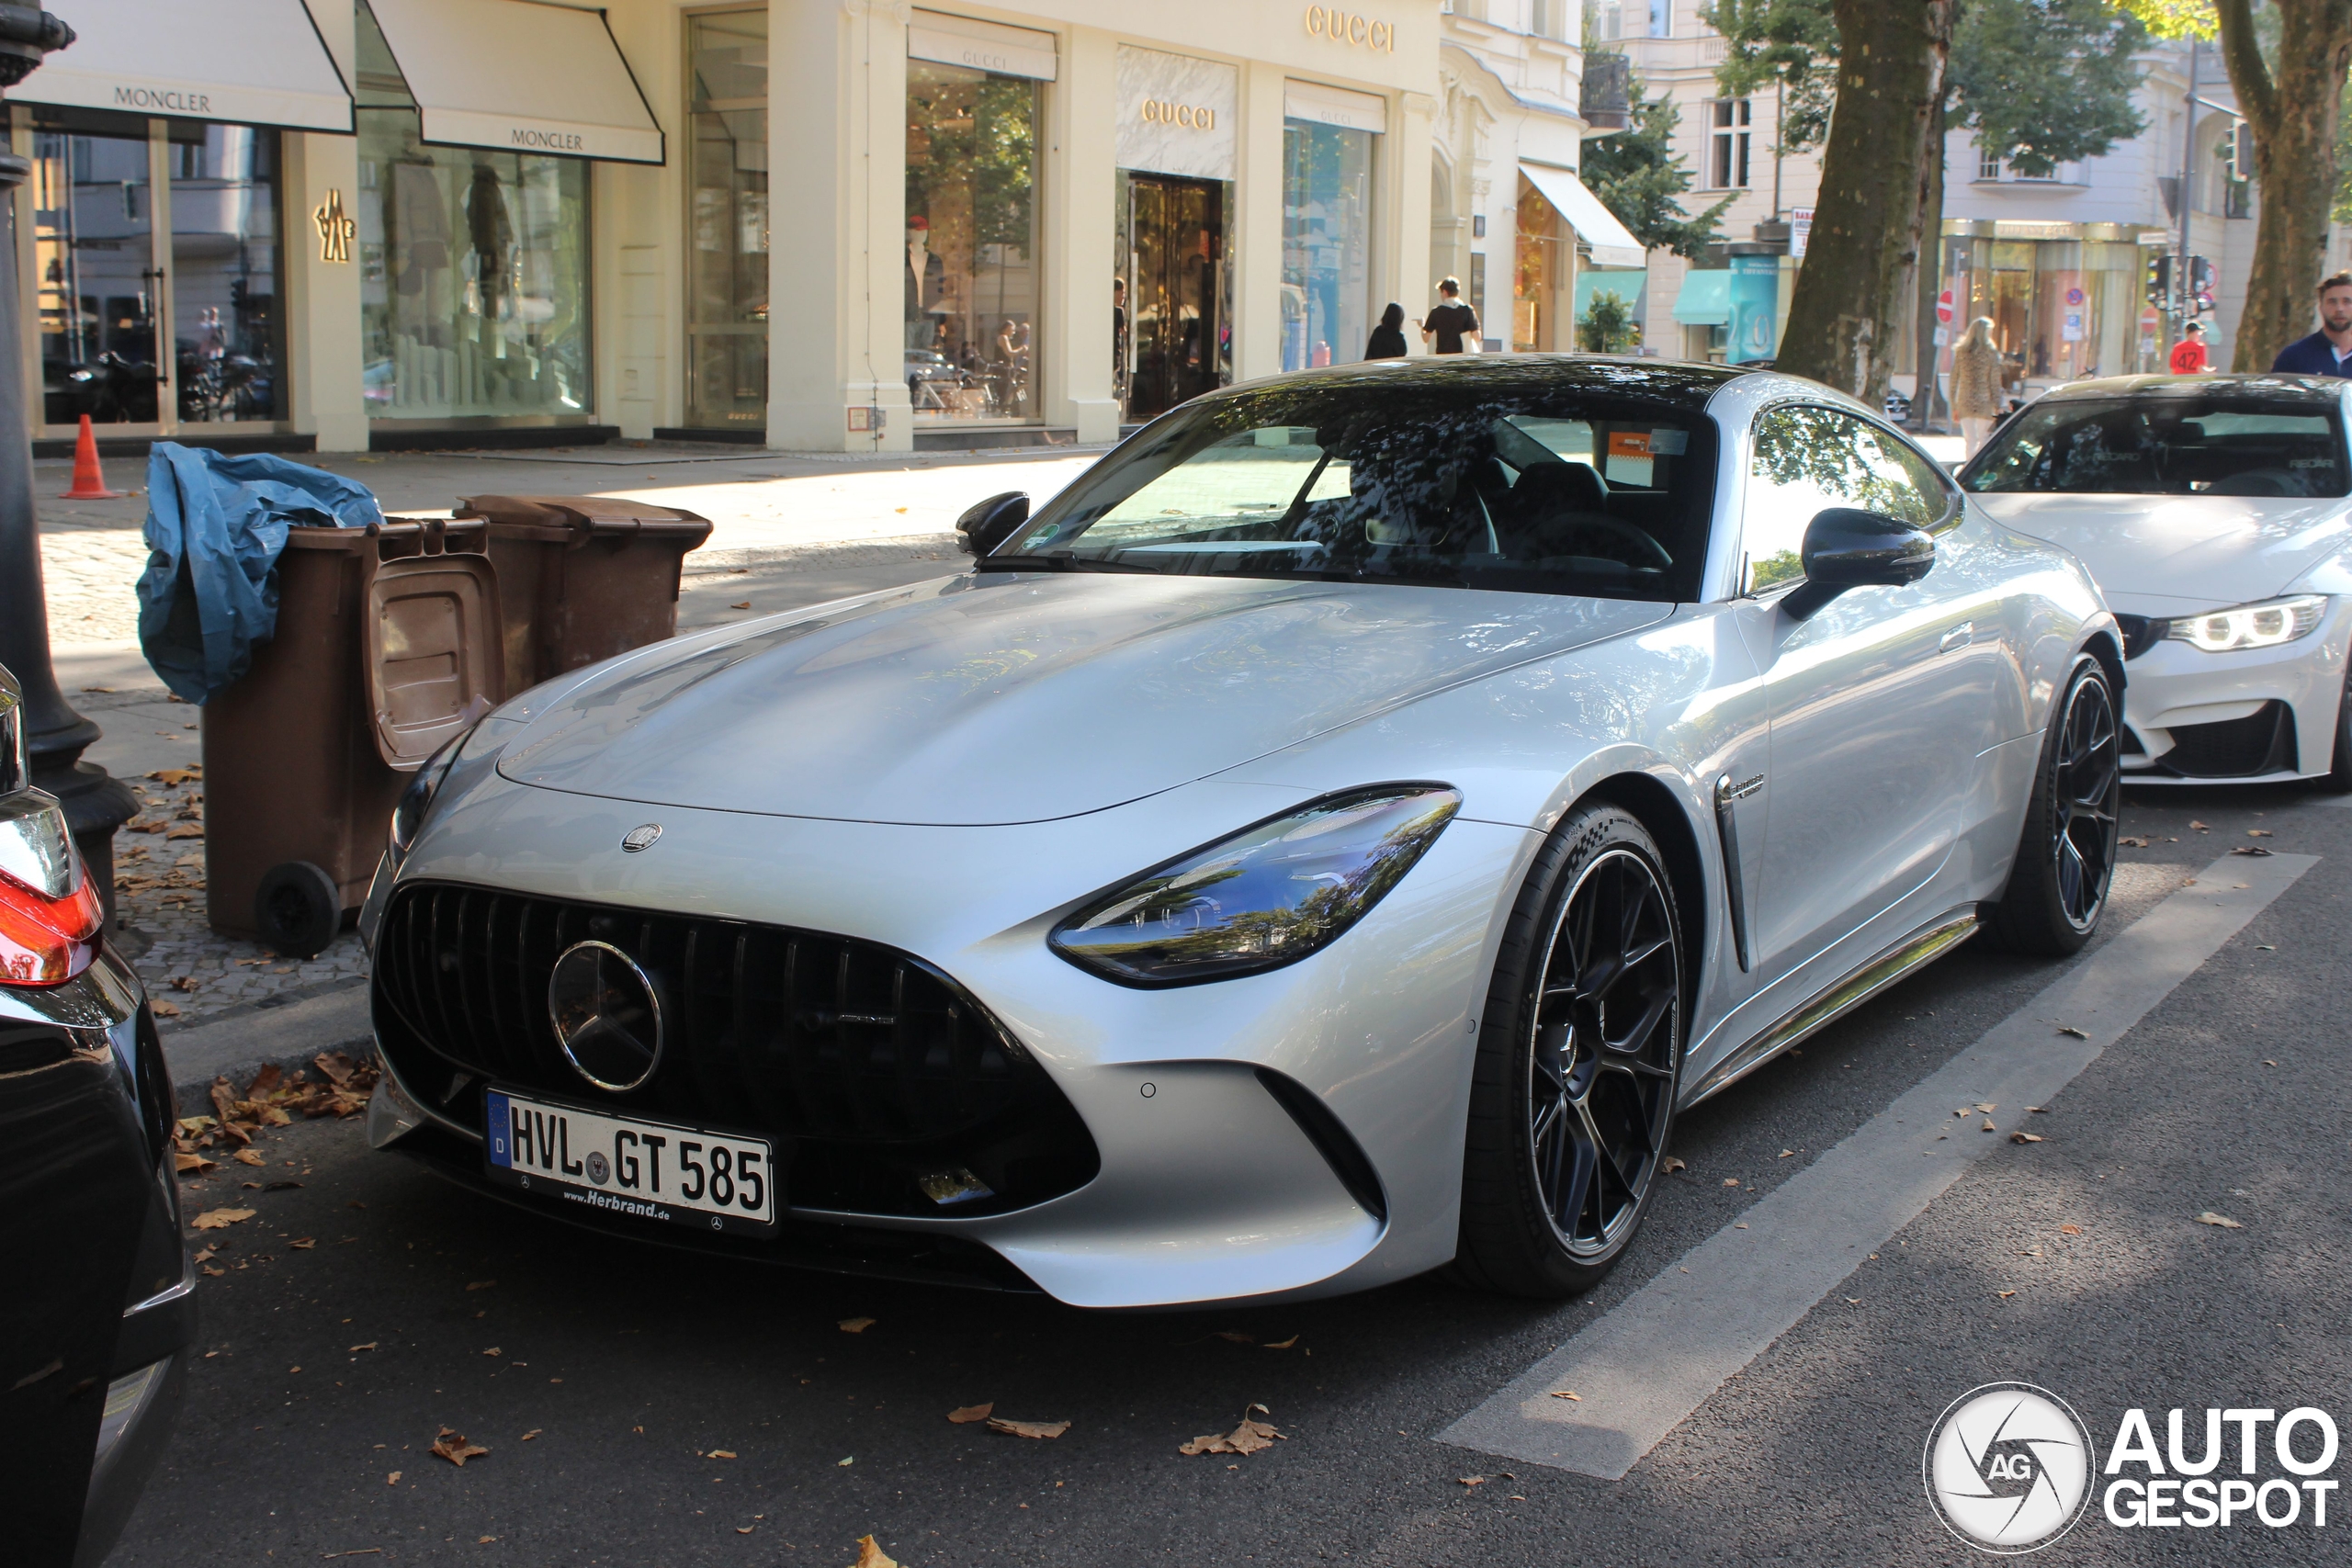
[367, 777, 1538, 1308]
[2117, 610, 2349, 783]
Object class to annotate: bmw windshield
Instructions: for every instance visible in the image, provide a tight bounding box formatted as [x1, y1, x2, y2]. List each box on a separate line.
[1962, 389, 2350, 498]
[993, 368, 1719, 602]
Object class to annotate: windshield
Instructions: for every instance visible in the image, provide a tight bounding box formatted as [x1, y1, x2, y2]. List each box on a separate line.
[995, 378, 1718, 601]
[1962, 394, 2349, 498]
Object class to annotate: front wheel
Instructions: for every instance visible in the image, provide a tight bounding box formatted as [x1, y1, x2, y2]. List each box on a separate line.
[1982, 659, 2120, 957]
[1453, 805, 1685, 1298]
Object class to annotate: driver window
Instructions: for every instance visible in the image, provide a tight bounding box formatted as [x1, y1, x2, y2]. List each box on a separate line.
[1743, 406, 1948, 592]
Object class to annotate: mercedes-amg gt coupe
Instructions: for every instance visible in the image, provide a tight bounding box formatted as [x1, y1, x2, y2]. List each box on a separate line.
[363, 357, 2123, 1308]
[1962, 372, 2352, 788]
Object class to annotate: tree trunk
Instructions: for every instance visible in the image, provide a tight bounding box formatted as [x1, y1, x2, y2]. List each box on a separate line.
[2219, 0, 2352, 370]
[1777, 0, 1955, 401]
[1910, 85, 1951, 429]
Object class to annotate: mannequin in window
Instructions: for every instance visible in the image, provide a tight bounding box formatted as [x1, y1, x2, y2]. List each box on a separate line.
[906, 215, 945, 351]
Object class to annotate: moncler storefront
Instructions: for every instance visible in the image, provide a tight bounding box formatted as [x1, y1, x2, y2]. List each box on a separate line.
[7, 1, 1430, 454]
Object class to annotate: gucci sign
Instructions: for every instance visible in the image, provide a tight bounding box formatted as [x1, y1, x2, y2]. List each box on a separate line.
[1305, 5, 1396, 51]
[312, 188, 356, 265]
[1139, 99, 1216, 130]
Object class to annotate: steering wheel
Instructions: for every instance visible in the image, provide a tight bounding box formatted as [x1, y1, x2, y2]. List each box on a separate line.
[1556, 515, 1673, 570]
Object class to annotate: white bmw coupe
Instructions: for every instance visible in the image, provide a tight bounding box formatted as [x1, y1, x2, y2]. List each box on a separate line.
[1962, 373, 2352, 788]
[363, 358, 2123, 1308]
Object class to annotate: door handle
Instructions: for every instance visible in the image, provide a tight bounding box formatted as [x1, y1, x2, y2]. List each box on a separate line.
[1939, 622, 1973, 653]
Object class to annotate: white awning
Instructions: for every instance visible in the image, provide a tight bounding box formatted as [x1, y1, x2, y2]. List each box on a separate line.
[909, 10, 1058, 82]
[1521, 163, 1646, 268]
[15, 0, 352, 132]
[367, 0, 662, 164]
[1284, 81, 1388, 135]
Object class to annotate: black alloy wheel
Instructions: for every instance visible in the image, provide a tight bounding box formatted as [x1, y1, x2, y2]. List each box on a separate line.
[2050, 669, 2122, 933]
[1984, 659, 2120, 956]
[1528, 847, 1680, 1257]
[1454, 805, 1685, 1297]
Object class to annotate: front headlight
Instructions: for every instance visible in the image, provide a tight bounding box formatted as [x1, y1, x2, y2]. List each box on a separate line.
[386, 724, 474, 863]
[1049, 784, 1462, 987]
[2164, 594, 2328, 652]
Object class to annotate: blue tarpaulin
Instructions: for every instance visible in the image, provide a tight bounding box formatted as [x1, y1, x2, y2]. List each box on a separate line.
[135, 444, 384, 704]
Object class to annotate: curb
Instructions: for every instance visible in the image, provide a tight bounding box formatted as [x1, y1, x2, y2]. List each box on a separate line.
[162, 982, 376, 1118]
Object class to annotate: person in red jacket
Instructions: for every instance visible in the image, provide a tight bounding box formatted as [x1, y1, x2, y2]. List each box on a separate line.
[2169, 321, 2210, 373]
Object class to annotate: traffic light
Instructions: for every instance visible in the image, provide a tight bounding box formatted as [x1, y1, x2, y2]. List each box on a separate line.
[2145, 252, 2173, 307]
[2190, 256, 2216, 313]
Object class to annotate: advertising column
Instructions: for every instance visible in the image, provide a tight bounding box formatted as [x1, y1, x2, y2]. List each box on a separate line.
[1726, 248, 1778, 366]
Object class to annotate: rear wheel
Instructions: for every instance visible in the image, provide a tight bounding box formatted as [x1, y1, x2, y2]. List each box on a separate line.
[1454, 805, 1684, 1298]
[1983, 660, 2120, 956]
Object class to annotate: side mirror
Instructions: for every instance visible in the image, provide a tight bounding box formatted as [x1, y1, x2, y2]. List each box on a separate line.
[956, 491, 1031, 558]
[1781, 507, 1934, 621]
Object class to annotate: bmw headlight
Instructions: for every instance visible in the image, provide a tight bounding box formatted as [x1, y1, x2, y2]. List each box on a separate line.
[2164, 594, 2327, 652]
[1049, 784, 1462, 987]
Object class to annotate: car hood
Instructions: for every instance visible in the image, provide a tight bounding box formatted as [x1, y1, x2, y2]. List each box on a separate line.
[494, 572, 1670, 825]
[1973, 491, 2352, 609]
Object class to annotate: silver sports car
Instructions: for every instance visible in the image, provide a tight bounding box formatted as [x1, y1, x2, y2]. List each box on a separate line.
[362, 358, 2123, 1308]
[1962, 373, 2352, 788]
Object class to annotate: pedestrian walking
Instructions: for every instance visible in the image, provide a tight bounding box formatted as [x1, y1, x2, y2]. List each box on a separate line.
[1950, 317, 2006, 457]
[1420, 277, 1480, 355]
[2269, 273, 2352, 378]
[2168, 321, 2210, 374]
[1365, 302, 1408, 360]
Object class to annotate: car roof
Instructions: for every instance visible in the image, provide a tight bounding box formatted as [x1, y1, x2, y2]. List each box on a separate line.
[2030, 372, 2348, 404]
[1207, 353, 1758, 412]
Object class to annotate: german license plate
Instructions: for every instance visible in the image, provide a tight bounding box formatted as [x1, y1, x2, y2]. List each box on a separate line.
[483, 1089, 777, 1235]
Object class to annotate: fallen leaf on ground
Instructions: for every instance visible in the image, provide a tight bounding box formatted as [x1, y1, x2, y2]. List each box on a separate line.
[1722, 1178, 1739, 1188]
[349, 1342, 377, 1353]
[729, 601, 752, 610]
[2057, 1026, 2088, 1039]
[1661, 1156, 1686, 1173]
[1263, 1335, 1299, 1350]
[386, 1471, 401, 1485]
[1181, 1415, 1283, 1456]
[852, 1536, 899, 1568]
[2019, 1246, 2043, 1258]
[1778, 1149, 1793, 1158]
[1974, 1103, 1996, 1112]
[1982, 1120, 1996, 1132]
[192, 1245, 215, 1264]
[2118, 836, 2149, 847]
[289, 1237, 315, 1250]
[149, 1001, 180, 1018]
[167, 975, 200, 991]
[1214, 1331, 1254, 1344]
[147, 768, 199, 784]
[2196, 1212, 2244, 1229]
[164, 824, 202, 840]
[234, 1149, 265, 1167]
[175, 1152, 214, 1174]
[707, 1449, 738, 1460]
[482, 1348, 502, 1357]
[838, 1317, 875, 1334]
[2059, 1224, 2083, 1235]
[521, 1429, 540, 1440]
[1997, 1291, 2016, 1299]
[947, 1404, 994, 1424]
[2230, 845, 2273, 857]
[987, 1417, 1069, 1439]
[430, 1427, 489, 1465]
[2010, 1132, 2044, 1144]
[2247, 829, 2272, 837]
[2190, 819, 2209, 830]
[465, 1280, 495, 1292]
[2030, 1105, 2048, 1113]
[191, 1207, 254, 1229]
[1459, 1475, 1487, 1487]
[1550, 1391, 1582, 1401]
[81, 685, 114, 694]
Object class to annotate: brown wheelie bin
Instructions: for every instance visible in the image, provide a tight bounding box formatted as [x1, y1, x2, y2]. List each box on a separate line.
[201, 519, 503, 957]
[453, 495, 713, 697]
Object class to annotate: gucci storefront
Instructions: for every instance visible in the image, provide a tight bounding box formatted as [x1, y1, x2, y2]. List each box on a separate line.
[11, 1, 1431, 454]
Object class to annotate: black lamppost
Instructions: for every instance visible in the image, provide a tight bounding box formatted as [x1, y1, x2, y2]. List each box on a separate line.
[0, 6, 136, 917]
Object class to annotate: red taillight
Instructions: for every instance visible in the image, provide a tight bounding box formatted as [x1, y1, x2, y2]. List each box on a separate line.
[0, 863, 101, 987]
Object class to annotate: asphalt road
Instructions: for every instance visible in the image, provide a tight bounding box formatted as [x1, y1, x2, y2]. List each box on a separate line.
[115, 783, 2348, 1566]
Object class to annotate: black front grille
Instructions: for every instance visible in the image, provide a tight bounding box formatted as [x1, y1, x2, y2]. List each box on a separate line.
[2111, 614, 2165, 660]
[2158, 700, 2298, 778]
[373, 882, 1099, 1218]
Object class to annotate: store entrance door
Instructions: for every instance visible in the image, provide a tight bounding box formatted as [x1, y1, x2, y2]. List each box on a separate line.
[1123, 175, 1224, 423]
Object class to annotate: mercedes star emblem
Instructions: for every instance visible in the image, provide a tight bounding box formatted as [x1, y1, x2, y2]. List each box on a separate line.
[621, 823, 662, 852]
[547, 941, 664, 1092]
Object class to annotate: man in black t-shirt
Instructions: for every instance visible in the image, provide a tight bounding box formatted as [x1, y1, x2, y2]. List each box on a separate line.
[1420, 276, 1480, 355]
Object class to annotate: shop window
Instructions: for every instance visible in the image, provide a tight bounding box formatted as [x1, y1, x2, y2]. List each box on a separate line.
[904, 61, 1043, 424]
[1708, 100, 1750, 190]
[685, 8, 768, 430]
[1282, 118, 1374, 371]
[28, 111, 285, 430]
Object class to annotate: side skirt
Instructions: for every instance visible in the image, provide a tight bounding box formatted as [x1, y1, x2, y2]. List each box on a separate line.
[1680, 909, 1979, 1107]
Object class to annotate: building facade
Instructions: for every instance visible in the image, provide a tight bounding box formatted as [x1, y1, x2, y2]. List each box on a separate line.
[10, 0, 1469, 455]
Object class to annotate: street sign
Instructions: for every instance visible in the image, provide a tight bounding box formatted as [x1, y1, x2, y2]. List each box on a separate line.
[2141, 306, 2160, 332]
[1936, 289, 1954, 324]
[2065, 287, 2085, 307]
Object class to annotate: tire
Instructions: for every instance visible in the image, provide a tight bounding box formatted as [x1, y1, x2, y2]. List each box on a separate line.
[254, 861, 343, 959]
[1982, 659, 2120, 957]
[2309, 671, 2352, 794]
[1453, 804, 1685, 1298]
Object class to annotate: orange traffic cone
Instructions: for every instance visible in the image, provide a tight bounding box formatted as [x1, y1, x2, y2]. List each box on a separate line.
[59, 413, 125, 499]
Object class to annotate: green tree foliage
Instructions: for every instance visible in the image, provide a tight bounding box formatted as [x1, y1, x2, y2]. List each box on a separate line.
[1708, 0, 2145, 171]
[1578, 289, 1640, 352]
[1578, 62, 1736, 259]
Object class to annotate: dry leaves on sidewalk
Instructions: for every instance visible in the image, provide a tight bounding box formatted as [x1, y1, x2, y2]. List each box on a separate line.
[191, 1207, 254, 1229]
[851, 1537, 899, 1568]
[430, 1427, 489, 1466]
[2195, 1212, 2245, 1229]
[987, 1417, 1069, 1439]
[1181, 1404, 1284, 1457]
[838, 1317, 876, 1334]
[946, 1404, 993, 1424]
